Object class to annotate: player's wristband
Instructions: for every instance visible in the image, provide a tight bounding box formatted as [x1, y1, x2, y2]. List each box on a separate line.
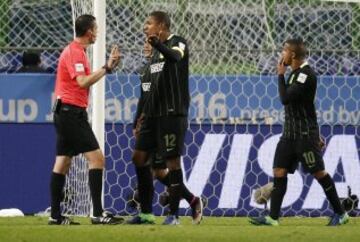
[102, 64, 112, 74]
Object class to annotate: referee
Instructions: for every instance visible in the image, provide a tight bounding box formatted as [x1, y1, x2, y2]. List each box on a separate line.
[48, 14, 122, 225]
[127, 11, 191, 225]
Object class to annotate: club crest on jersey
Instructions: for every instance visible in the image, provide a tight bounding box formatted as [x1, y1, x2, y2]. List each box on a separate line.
[142, 82, 151, 92]
[150, 62, 165, 73]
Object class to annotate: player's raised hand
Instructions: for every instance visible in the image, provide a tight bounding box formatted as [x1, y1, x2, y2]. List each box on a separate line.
[277, 57, 286, 75]
[147, 35, 160, 47]
[107, 45, 121, 70]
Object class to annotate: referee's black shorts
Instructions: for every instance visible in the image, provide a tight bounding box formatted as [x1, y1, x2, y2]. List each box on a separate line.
[273, 137, 325, 174]
[54, 103, 99, 157]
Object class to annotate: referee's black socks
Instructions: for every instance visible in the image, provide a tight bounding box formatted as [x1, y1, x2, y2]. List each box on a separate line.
[318, 174, 344, 215]
[50, 172, 65, 219]
[270, 177, 288, 220]
[135, 165, 154, 214]
[169, 169, 183, 216]
[89, 169, 104, 217]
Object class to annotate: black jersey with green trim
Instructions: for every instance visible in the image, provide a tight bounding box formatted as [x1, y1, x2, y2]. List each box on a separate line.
[144, 34, 190, 117]
[278, 62, 319, 140]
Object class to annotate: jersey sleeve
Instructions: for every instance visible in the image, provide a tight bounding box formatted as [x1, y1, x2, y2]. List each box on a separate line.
[64, 48, 87, 80]
[170, 38, 187, 59]
[278, 71, 310, 105]
[133, 92, 144, 129]
[133, 65, 148, 128]
[152, 37, 187, 62]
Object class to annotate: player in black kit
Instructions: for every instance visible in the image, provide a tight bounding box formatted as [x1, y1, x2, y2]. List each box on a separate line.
[126, 11, 199, 225]
[250, 38, 349, 226]
[130, 41, 204, 224]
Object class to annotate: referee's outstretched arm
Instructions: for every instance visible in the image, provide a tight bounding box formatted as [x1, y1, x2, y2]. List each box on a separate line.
[77, 45, 120, 88]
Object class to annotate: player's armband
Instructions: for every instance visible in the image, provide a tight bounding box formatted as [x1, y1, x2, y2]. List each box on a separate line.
[172, 42, 186, 58]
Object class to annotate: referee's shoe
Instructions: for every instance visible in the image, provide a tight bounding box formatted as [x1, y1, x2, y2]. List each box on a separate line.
[91, 211, 124, 225]
[48, 216, 80, 225]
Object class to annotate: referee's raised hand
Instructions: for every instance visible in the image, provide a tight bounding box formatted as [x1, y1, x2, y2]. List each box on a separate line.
[107, 45, 121, 70]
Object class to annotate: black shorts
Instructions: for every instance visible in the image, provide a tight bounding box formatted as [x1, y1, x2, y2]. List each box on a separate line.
[273, 137, 325, 174]
[149, 152, 167, 170]
[135, 116, 187, 159]
[54, 104, 99, 157]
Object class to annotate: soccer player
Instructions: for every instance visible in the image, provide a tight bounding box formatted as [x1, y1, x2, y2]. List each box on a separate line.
[127, 11, 192, 225]
[130, 41, 203, 224]
[48, 14, 123, 225]
[249, 38, 349, 226]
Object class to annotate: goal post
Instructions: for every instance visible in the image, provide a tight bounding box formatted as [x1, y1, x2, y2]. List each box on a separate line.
[92, 0, 106, 153]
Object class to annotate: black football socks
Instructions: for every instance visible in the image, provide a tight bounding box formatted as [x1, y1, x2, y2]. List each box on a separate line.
[270, 177, 288, 220]
[50, 172, 65, 219]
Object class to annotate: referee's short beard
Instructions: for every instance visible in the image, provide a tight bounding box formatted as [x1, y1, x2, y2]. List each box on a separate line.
[89, 36, 96, 44]
[88, 31, 97, 44]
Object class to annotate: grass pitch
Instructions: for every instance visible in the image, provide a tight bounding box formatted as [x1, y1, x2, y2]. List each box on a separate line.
[0, 216, 359, 242]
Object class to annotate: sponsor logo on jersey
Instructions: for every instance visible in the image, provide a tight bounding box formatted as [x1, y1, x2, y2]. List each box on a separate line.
[142, 82, 151, 92]
[150, 62, 165, 73]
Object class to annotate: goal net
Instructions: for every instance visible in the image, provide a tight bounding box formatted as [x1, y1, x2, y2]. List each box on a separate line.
[1, 0, 359, 217]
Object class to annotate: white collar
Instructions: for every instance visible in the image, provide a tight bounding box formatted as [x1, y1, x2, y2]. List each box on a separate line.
[167, 34, 174, 40]
[300, 61, 308, 68]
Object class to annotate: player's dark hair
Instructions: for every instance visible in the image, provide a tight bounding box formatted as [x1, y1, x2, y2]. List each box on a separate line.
[75, 14, 96, 37]
[149, 11, 171, 30]
[284, 38, 308, 59]
[22, 51, 41, 66]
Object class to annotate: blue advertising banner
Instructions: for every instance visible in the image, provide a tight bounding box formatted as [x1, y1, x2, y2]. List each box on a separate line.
[0, 123, 359, 216]
[0, 74, 359, 125]
[104, 124, 360, 216]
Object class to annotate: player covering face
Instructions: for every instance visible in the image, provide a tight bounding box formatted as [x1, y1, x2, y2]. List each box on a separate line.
[249, 38, 349, 226]
[126, 11, 194, 225]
